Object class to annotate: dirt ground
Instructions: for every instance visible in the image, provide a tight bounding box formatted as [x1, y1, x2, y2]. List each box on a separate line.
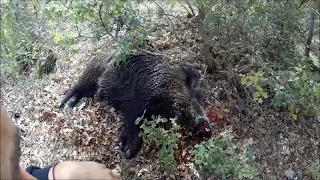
[1, 2, 319, 180]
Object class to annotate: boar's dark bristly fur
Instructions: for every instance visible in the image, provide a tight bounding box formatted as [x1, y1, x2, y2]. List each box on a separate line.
[59, 58, 109, 108]
[96, 54, 212, 159]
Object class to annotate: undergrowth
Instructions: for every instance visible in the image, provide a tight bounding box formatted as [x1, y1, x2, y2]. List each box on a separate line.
[240, 61, 320, 119]
[307, 162, 320, 180]
[137, 115, 182, 176]
[137, 114, 260, 179]
[192, 137, 259, 180]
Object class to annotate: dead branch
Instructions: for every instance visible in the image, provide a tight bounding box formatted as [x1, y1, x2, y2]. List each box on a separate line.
[137, 47, 171, 60]
[98, 1, 117, 42]
[183, 0, 196, 16]
[177, 0, 193, 15]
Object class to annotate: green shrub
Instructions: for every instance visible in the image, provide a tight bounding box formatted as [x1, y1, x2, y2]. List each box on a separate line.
[307, 162, 320, 180]
[269, 65, 320, 117]
[192, 137, 259, 180]
[192, 0, 319, 120]
[137, 115, 182, 176]
[240, 70, 269, 104]
[240, 60, 320, 119]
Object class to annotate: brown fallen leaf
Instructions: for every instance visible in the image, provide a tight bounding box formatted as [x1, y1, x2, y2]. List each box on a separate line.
[85, 136, 97, 146]
[41, 108, 54, 121]
[55, 118, 65, 126]
[30, 131, 38, 137]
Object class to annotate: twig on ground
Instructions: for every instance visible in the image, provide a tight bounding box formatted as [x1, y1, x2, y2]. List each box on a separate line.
[177, 0, 193, 15]
[137, 48, 170, 60]
[21, 136, 51, 154]
[34, 83, 51, 94]
[141, 1, 153, 16]
[184, 0, 196, 16]
[239, 80, 268, 120]
[220, 80, 244, 121]
[236, 64, 253, 73]
[103, 152, 120, 160]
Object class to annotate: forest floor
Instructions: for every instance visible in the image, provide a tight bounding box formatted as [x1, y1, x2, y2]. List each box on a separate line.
[1, 2, 319, 180]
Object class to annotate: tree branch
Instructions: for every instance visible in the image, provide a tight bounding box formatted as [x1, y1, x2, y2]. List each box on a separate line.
[98, 1, 107, 30]
[183, 0, 196, 16]
[305, 0, 316, 57]
[137, 47, 168, 58]
[45, 0, 52, 5]
[177, 0, 193, 15]
[97, 1, 117, 42]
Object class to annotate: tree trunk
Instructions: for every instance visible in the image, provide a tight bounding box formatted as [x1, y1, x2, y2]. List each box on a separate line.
[197, 6, 220, 73]
[305, 2, 316, 57]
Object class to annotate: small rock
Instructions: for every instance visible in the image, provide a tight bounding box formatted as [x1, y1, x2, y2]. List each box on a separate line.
[189, 163, 202, 180]
[62, 128, 73, 133]
[248, 138, 254, 145]
[138, 168, 149, 177]
[265, 149, 272, 154]
[284, 169, 297, 180]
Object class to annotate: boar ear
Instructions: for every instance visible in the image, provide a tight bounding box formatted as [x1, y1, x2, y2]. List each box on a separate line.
[181, 64, 202, 89]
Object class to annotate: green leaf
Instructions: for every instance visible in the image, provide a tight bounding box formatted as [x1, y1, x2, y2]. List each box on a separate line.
[94, 31, 101, 41]
[53, 34, 62, 43]
[248, 0, 256, 7]
[170, 1, 176, 9]
[241, 76, 248, 85]
[253, 92, 260, 101]
[291, 113, 297, 120]
[261, 92, 268, 99]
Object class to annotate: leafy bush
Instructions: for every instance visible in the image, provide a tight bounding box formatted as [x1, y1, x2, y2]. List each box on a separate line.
[192, 137, 259, 180]
[269, 65, 320, 117]
[307, 162, 320, 180]
[137, 115, 182, 176]
[240, 70, 269, 104]
[56, 0, 151, 61]
[240, 62, 320, 119]
[0, 1, 39, 74]
[1, 0, 147, 75]
[255, 1, 307, 65]
[214, 0, 320, 119]
[0, 0, 78, 75]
